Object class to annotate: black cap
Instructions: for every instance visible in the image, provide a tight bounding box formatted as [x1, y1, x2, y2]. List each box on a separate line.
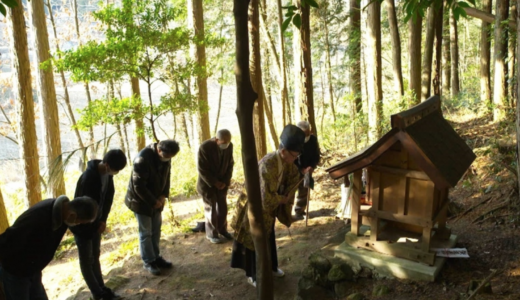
[280, 124, 305, 153]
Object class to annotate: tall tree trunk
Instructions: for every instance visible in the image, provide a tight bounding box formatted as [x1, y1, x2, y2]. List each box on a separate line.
[409, 12, 423, 105]
[234, 0, 273, 298]
[421, 6, 435, 101]
[509, 4, 517, 106]
[116, 123, 126, 157]
[0, 187, 8, 234]
[122, 123, 131, 165]
[73, 0, 95, 158]
[481, 0, 492, 105]
[180, 113, 191, 149]
[264, 90, 279, 150]
[450, 11, 461, 96]
[131, 77, 146, 151]
[494, 0, 510, 122]
[296, 1, 318, 138]
[276, 0, 291, 125]
[189, 0, 211, 143]
[293, 26, 303, 122]
[320, 3, 336, 122]
[349, 0, 362, 113]
[214, 73, 224, 135]
[249, 0, 267, 159]
[145, 79, 159, 142]
[385, 0, 404, 98]
[29, 0, 65, 198]
[263, 51, 279, 149]
[320, 64, 326, 135]
[512, 0, 520, 189]
[259, 4, 281, 81]
[8, 0, 42, 207]
[442, 9, 451, 96]
[433, 2, 443, 96]
[366, 0, 383, 142]
[46, 0, 85, 156]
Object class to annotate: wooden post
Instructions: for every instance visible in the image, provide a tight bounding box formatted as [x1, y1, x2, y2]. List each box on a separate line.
[369, 170, 380, 241]
[435, 188, 451, 239]
[422, 227, 433, 252]
[351, 170, 363, 235]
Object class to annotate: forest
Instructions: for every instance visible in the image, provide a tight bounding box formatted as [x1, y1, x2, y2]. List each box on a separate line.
[1, 0, 520, 299]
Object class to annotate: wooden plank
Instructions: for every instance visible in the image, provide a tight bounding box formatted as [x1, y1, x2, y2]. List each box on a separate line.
[367, 209, 433, 228]
[407, 179, 435, 218]
[402, 177, 410, 215]
[433, 188, 451, 240]
[351, 170, 363, 236]
[422, 227, 432, 252]
[370, 170, 381, 210]
[345, 234, 436, 265]
[370, 216, 379, 242]
[432, 197, 449, 223]
[380, 173, 406, 214]
[374, 141, 403, 167]
[371, 165, 430, 181]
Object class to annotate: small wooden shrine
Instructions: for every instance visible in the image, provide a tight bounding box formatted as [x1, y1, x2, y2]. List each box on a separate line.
[326, 96, 475, 265]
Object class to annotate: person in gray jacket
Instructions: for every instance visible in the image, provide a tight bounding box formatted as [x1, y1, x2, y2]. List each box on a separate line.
[125, 140, 179, 275]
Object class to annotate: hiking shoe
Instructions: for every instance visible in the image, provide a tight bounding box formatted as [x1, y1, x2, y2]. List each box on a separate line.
[206, 236, 223, 244]
[220, 231, 234, 240]
[191, 221, 206, 233]
[247, 277, 257, 287]
[273, 268, 285, 278]
[143, 262, 161, 275]
[155, 256, 173, 269]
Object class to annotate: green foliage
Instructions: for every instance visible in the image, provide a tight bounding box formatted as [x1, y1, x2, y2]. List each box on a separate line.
[169, 148, 198, 198]
[319, 93, 369, 156]
[105, 238, 139, 264]
[75, 96, 144, 130]
[0, 0, 17, 17]
[282, 0, 319, 32]
[56, 0, 192, 83]
[402, 0, 476, 23]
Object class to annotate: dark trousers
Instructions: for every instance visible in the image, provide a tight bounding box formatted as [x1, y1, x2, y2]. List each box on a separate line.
[0, 267, 48, 300]
[230, 222, 278, 281]
[202, 187, 229, 238]
[75, 232, 105, 298]
[294, 177, 309, 214]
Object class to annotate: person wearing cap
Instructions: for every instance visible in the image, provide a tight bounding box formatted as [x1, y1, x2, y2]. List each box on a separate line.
[71, 149, 127, 300]
[231, 124, 307, 287]
[0, 196, 98, 300]
[293, 121, 320, 220]
[125, 140, 180, 276]
[196, 129, 235, 244]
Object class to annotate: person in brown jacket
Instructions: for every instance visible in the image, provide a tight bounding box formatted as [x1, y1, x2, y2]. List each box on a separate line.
[197, 129, 234, 244]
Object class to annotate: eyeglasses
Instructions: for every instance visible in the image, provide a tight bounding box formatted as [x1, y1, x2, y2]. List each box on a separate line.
[287, 151, 300, 159]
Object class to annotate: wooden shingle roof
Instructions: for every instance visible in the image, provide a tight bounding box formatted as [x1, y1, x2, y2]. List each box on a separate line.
[326, 96, 476, 189]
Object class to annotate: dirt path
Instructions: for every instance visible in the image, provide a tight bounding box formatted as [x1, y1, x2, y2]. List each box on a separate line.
[43, 171, 347, 300]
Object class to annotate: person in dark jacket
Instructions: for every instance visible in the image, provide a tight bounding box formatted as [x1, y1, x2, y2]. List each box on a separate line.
[0, 196, 98, 300]
[125, 140, 180, 276]
[197, 129, 234, 244]
[293, 121, 320, 220]
[71, 149, 127, 300]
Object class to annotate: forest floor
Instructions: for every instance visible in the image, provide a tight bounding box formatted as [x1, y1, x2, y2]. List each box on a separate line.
[43, 112, 520, 300]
